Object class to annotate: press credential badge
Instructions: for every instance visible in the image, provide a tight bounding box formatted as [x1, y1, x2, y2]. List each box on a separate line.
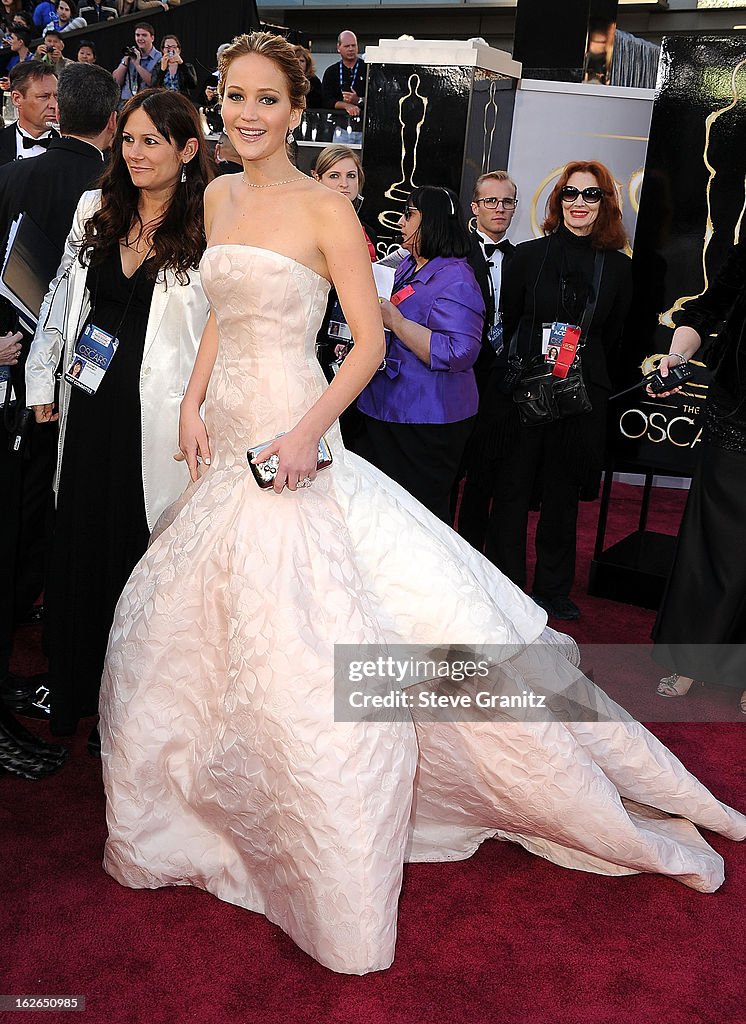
[65, 323, 119, 394]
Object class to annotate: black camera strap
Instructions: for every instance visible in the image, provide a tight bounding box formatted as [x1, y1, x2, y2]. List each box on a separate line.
[507, 244, 605, 366]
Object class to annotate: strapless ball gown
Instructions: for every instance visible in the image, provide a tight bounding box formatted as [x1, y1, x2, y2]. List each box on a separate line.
[99, 246, 746, 976]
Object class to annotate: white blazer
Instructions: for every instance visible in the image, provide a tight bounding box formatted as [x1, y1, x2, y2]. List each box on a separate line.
[25, 189, 210, 531]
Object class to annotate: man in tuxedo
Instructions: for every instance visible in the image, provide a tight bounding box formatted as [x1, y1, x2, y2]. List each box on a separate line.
[0, 62, 117, 247]
[457, 171, 519, 549]
[0, 61, 59, 167]
[467, 170, 519, 388]
[0, 62, 119, 727]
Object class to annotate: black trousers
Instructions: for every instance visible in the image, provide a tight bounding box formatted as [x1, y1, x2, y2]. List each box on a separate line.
[0, 420, 57, 678]
[484, 420, 581, 597]
[457, 472, 491, 553]
[359, 415, 475, 523]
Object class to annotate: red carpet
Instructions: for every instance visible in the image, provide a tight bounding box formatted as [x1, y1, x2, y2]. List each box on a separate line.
[2, 482, 744, 1024]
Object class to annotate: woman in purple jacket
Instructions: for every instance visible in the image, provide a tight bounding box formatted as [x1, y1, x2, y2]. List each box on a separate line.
[357, 185, 485, 521]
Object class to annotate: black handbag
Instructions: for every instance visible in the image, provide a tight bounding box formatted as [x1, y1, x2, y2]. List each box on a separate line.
[510, 249, 604, 427]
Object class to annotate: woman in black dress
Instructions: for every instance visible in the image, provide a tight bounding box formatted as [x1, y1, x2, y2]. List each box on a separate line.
[26, 89, 213, 742]
[651, 238, 746, 714]
[476, 160, 632, 620]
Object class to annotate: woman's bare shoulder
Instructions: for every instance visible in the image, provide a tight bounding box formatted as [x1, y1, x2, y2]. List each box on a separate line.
[205, 174, 235, 205]
[306, 180, 362, 233]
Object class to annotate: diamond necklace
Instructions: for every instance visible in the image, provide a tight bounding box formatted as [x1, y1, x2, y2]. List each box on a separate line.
[242, 173, 307, 189]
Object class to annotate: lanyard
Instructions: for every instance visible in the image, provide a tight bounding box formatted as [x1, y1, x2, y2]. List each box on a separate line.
[339, 59, 361, 93]
[91, 243, 154, 340]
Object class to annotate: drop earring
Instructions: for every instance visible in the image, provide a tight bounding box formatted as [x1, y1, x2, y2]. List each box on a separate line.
[181, 164, 187, 183]
[286, 129, 295, 145]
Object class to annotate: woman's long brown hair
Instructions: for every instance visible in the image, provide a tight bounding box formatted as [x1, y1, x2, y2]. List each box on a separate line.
[80, 89, 214, 284]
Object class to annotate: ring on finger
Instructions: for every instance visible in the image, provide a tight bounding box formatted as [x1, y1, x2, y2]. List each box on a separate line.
[297, 476, 313, 488]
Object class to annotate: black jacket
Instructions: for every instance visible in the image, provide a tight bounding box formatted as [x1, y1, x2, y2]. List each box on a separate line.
[0, 135, 104, 252]
[466, 231, 516, 388]
[470, 226, 632, 496]
[78, 4, 117, 21]
[321, 60, 367, 109]
[0, 124, 19, 167]
[152, 62, 199, 98]
[501, 225, 632, 391]
[0, 122, 62, 169]
[0, 135, 105, 408]
[674, 234, 746, 401]
[306, 74, 324, 109]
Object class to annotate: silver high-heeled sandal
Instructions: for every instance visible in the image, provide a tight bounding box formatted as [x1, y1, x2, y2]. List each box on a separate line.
[657, 674, 702, 698]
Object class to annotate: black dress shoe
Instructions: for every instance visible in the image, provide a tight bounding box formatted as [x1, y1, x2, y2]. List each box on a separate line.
[13, 677, 52, 721]
[0, 727, 67, 779]
[531, 594, 581, 621]
[0, 701, 68, 765]
[0, 673, 38, 711]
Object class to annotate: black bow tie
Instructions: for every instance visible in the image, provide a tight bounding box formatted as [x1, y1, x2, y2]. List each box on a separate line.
[19, 132, 54, 150]
[483, 241, 510, 258]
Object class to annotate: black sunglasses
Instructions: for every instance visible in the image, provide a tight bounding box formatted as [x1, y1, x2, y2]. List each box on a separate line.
[560, 185, 605, 204]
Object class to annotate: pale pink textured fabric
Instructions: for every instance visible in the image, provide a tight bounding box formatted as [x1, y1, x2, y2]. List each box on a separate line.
[100, 246, 746, 976]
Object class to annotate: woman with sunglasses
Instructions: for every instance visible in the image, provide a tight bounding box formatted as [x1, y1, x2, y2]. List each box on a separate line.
[478, 160, 632, 620]
[356, 185, 485, 521]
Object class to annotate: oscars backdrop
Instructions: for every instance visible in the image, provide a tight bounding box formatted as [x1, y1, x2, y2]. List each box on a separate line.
[361, 43, 519, 257]
[611, 34, 746, 475]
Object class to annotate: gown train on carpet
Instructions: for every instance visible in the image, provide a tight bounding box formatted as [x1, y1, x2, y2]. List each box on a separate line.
[100, 246, 746, 975]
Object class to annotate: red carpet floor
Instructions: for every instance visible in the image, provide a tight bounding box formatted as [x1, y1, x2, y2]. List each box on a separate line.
[2, 482, 745, 1024]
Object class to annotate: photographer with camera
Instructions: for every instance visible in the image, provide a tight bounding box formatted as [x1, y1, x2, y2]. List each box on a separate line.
[39, 30, 71, 72]
[152, 33, 196, 99]
[112, 22, 160, 106]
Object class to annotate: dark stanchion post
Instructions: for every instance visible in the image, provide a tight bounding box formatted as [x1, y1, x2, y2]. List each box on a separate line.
[513, 0, 590, 82]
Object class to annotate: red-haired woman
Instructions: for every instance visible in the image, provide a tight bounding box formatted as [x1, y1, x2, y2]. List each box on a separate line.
[477, 160, 632, 620]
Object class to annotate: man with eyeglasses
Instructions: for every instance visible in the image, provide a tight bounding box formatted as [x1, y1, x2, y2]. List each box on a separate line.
[456, 171, 519, 547]
[467, 170, 519, 387]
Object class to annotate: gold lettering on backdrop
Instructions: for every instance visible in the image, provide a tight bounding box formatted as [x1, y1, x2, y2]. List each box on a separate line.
[628, 168, 644, 214]
[379, 74, 429, 231]
[660, 57, 746, 327]
[618, 406, 703, 448]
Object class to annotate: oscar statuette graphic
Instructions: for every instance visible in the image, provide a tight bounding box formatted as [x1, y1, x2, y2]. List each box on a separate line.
[661, 56, 746, 327]
[481, 78, 499, 173]
[379, 74, 429, 230]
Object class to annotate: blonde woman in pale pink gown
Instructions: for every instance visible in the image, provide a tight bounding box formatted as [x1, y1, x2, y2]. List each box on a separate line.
[98, 32, 746, 976]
